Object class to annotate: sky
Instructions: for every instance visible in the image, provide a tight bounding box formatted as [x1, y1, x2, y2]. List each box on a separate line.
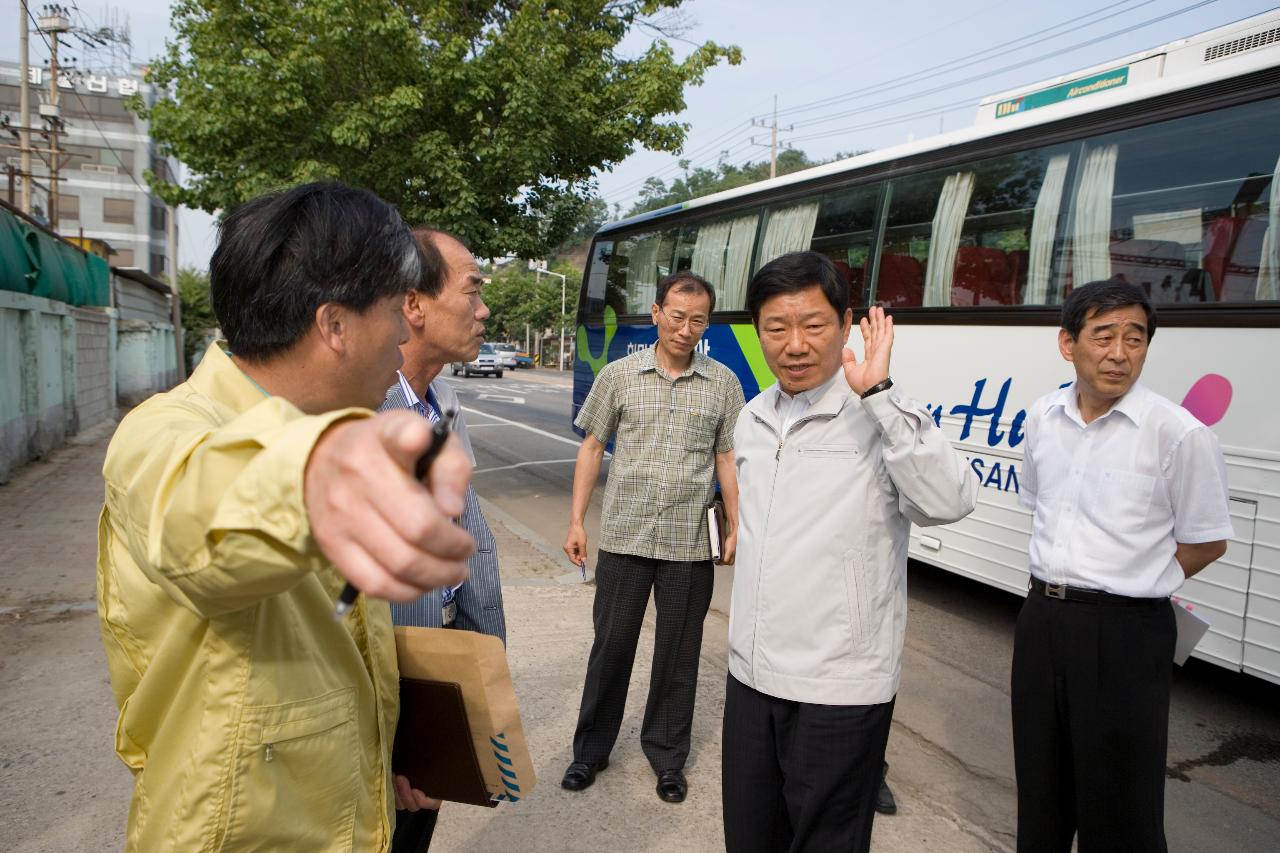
[4, 0, 1276, 270]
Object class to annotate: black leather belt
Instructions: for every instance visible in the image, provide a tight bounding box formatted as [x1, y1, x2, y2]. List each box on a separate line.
[1029, 577, 1166, 607]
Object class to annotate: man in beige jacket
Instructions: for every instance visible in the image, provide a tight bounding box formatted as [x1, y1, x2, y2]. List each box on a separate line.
[98, 182, 473, 851]
[723, 251, 977, 853]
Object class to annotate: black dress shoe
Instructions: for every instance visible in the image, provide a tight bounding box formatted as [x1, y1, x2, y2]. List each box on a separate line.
[656, 769, 688, 803]
[561, 759, 608, 791]
[875, 762, 897, 815]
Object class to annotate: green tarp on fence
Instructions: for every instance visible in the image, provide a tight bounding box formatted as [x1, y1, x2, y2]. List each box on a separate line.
[0, 206, 110, 307]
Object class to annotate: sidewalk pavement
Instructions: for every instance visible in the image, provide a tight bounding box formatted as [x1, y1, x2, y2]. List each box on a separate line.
[0, 430, 1013, 852]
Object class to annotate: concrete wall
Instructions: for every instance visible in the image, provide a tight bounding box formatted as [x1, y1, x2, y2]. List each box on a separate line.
[1, 289, 175, 483]
[0, 291, 77, 484]
[72, 307, 117, 432]
[116, 319, 177, 407]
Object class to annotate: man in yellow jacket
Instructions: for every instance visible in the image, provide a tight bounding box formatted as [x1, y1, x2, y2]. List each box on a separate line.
[96, 182, 475, 851]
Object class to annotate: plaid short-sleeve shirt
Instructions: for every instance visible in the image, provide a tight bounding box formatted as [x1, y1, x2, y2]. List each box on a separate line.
[575, 346, 745, 562]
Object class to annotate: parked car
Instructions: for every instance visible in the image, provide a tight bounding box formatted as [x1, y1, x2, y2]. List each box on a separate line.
[451, 343, 503, 378]
[514, 350, 535, 369]
[491, 342, 520, 370]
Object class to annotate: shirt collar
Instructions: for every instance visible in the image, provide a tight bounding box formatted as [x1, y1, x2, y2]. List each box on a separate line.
[397, 371, 423, 408]
[637, 345, 708, 379]
[772, 368, 846, 413]
[188, 341, 277, 415]
[1051, 380, 1148, 428]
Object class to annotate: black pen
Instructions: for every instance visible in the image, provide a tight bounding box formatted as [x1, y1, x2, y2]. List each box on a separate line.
[333, 409, 458, 620]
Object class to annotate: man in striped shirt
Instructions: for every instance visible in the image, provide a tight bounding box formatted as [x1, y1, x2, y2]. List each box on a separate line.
[382, 227, 504, 853]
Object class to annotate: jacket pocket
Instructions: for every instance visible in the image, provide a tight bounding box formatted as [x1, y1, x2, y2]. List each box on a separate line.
[797, 445, 860, 459]
[842, 549, 871, 655]
[221, 688, 359, 851]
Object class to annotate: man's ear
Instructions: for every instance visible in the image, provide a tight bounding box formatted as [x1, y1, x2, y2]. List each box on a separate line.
[315, 303, 349, 355]
[1057, 328, 1075, 364]
[650, 302, 661, 327]
[402, 290, 427, 329]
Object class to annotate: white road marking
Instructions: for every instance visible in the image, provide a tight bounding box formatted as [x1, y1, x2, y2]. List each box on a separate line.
[476, 394, 526, 404]
[460, 405, 583, 449]
[460, 403, 612, 457]
[473, 458, 579, 474]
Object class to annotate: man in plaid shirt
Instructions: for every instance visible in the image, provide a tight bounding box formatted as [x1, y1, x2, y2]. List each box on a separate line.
[560, 272, 744, 805]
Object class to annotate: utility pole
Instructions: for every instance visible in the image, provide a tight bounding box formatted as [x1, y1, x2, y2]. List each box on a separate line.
[531, 261, 568, 371]
[751, 95, 793, 180]
[18, 1, 32, 214]
[39, 6, 72, 231]
[168, 203, 185, 379]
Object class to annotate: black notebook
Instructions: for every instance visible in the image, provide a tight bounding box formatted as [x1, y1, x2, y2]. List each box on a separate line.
[393, 677, 498, 808]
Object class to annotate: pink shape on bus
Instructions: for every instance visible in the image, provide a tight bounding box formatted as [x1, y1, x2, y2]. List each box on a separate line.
[1180, 374, 1232, 426]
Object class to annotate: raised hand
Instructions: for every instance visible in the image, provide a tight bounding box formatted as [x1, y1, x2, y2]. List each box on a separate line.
[842, 305, 894, 395]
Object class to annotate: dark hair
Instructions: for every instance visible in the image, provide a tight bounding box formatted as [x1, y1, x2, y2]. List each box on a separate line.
[656, 272, 716, 313]
[1060, 279, 1157, 341]
[747, 251, 848, 325]
[409, 227, 455, 299]
[210, 182, 421, 361]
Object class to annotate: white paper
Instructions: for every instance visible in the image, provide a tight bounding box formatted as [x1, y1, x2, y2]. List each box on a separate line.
[1171, 597, 1210, 666]
[707, 506, 721, 562]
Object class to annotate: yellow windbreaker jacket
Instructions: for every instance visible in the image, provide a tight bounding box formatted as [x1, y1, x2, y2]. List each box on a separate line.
[97, 343, 400, 851]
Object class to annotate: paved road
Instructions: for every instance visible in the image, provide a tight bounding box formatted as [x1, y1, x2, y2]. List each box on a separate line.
[446, 369, 610, 574]
[446, 368, 1280, 851]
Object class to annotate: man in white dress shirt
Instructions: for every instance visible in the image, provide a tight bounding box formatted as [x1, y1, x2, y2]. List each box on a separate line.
[1013, 280, 1233, 853]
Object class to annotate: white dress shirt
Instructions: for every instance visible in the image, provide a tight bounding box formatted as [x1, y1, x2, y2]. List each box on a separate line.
[1019, 382, 1234, 598]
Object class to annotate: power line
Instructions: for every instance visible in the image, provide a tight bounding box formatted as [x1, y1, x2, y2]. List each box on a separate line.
[786, 0, 1223, 132]
[598, 120, 755, 199]
[764, 0, 1156, 123]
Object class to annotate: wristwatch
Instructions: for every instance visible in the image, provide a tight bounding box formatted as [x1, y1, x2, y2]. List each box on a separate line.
[860, 377, 893, 399]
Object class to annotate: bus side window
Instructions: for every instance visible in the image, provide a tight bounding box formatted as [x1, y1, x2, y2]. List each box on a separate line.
[879, 146, 1075, 309]
[809, 183, 882, 309]
[1066, 96, 1280, 304]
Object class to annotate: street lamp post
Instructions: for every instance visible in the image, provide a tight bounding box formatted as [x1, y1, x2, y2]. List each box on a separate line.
[535, 266, 569, 371]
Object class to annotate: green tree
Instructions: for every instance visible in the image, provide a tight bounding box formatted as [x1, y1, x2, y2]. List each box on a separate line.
[140, 1, 741, 258]
[483, 259, 580, 344]
[627, 148, 874, 216]
[177, 267, 217, 369]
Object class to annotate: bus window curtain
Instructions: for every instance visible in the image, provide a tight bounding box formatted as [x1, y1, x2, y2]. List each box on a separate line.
[625, 235, 660, 312]
[759, 203, 820, 268]
[1025, 154, 1071, 304]
[1072, 143, 1118, 285]
[923, 171, 976, 307]
[722, 216, 757, 310]
[1257, 153, 1280, 301]
[691, 219, 732, 289]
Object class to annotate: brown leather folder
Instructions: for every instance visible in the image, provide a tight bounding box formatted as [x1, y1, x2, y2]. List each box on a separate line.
[393, 677, 497, 808]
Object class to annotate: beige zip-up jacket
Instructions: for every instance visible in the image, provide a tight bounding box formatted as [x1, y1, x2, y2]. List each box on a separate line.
[729, 371, 977, 705]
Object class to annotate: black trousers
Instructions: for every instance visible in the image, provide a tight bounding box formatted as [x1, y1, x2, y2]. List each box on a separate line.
[391, 807, 438, 853]
[1011, 590, 1176, 853]
[722, 673, 895, 853]
[572, 549, 714, 772]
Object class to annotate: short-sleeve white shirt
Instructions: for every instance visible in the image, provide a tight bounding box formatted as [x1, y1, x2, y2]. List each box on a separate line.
[1019, 381, 1233, 598]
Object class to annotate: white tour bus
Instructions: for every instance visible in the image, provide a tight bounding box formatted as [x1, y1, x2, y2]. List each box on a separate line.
[574, 11, 1280, 683]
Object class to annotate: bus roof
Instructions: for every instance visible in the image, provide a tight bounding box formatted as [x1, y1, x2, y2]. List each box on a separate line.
[599, 9, 1280, 236]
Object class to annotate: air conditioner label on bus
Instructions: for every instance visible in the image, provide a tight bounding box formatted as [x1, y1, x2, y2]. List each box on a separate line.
[995, 66, 1130, 119]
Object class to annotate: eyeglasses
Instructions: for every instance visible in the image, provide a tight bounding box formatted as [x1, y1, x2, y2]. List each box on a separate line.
[658, 306, 709, 333]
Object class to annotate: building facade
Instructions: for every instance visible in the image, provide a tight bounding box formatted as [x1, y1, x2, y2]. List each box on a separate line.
[0, 59, 179, 277]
